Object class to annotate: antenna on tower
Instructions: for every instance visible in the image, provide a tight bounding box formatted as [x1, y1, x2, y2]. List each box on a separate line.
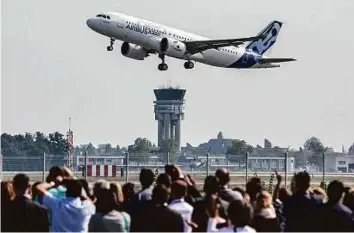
[66, 117, 74, 170]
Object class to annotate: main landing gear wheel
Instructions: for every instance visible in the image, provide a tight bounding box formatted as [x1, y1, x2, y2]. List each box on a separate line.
[107, 38, 115, 51]
[158, 63, 168, 71]
[184, 61, 194, 69]
[158, 54, 168, 71]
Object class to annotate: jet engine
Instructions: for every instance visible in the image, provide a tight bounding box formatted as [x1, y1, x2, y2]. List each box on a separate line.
[159, 38, 187, 58]
[121, 42, 148, 60]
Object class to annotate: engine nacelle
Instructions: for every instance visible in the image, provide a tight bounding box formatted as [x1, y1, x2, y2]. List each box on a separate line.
[160, 38, 187, 59]
[121, 42, 148, 60]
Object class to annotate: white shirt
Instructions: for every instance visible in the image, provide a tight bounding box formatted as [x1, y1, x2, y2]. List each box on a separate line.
[43, 191, 95, 232]
[207, 218, 256, 232]
[168, 198, 194, 233]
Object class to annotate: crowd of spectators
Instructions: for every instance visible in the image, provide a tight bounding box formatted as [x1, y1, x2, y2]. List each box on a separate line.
[1, 164, 354, 232]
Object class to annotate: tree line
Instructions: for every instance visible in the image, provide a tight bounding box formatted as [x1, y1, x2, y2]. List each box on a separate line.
[2, 132, 353, 162]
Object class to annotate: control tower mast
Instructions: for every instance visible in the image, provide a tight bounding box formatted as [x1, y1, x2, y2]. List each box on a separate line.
[154, 87, 186, 151]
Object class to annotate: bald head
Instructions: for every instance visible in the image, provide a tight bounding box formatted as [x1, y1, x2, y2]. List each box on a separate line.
[215, 168, 230, 186]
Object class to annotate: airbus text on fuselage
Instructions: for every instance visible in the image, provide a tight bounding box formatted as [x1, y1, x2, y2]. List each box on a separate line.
[86, 12, 296, 71]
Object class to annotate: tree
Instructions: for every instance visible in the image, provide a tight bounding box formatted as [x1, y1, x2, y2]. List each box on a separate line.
[226, 139, 253, 163]
[304, 137, 325, 167]
[105, 143, 113, 154]
[128, 137, 152, 153]
[86, 143, 96, 156]
[348, 143, 354, 154]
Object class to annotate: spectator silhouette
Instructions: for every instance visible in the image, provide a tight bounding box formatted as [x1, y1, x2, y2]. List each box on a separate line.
[89, 180, 130, 232]
[168, 180, 194, 232]
[191, 175, 231, 232]
[207, 199, 256, 232]
[130, 184, 184, 232]
[126, 168, 155, 215]
[319, 180, 353, 232]
[122, 182, 135, 212]
[283, 171, 322, 232]
[3, 174, 49, 232]
[251, 191, 280, 232]
[216, 168, 243, 203]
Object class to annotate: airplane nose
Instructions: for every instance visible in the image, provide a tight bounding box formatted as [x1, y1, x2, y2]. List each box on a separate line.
[86, 18, 95, 29]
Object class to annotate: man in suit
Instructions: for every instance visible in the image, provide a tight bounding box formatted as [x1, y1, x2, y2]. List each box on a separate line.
[130, 184, 184, 232]
[3, 173, 49, 232]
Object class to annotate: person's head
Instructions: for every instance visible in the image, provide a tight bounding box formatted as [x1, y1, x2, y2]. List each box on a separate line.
[171, 180, 187, 199]
[233, 187, 246, 196]
[31, 181, 41, 200]
[139, 169, 155, 188]
[203, 175, 219, 196]
[1, 181, 15, 204]
[215, 168, 230, 187]
[165, 164, 182, 182]
[343, 189, 354, 212]
[254, 191, 273, 213]
[294, 171, 311, 192]
[156, 173, 172, 189]
[312, 187, 327, 200]
[110, 183, 124, 207]
[65, 179, 82, 198]
[13, 173, 30, 196]
[228, 200, 254, 228]
[122, 182, 135, 203]
[62, 166, 74, 180]
[94, 181, 119, 214]
[278, 187, 291, 203]
[46, 166, 65, 183]
[327, 180, 344, 203]
[246, 177, 263, 202]
[152, 184, 169, 206]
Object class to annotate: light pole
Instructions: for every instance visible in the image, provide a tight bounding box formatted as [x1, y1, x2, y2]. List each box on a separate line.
[245, 151, 249, 184]
[284, 146, 290, 187]
[322, 147, 328, 183]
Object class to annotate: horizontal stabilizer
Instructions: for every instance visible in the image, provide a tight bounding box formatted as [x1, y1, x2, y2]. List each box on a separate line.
[258, 58, 296, 64]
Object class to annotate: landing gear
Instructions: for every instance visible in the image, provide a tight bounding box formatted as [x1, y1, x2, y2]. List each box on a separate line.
[107, 38, 115, 51]
[158, 63, 168, 71]
[158, 54, 168, 71]
[184, 61, 194, 69]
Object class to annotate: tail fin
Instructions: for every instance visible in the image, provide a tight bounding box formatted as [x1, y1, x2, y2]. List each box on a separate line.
[246, 21, 283, 55]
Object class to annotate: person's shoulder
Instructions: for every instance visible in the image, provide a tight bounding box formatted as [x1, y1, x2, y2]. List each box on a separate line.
[25, 198, 48, 212]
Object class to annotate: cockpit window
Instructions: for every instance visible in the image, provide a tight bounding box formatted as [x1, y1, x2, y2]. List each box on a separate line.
[106, 15, 110, 20]
[96, 14, 102, 17]
[96, 14, 110, 20]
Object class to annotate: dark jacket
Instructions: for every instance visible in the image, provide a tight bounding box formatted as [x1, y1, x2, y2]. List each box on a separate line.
[2, 196, 49, 232]
[283, 191, 322, 232]
[318, 202, 354, 232]
[130, 202, 184, 232]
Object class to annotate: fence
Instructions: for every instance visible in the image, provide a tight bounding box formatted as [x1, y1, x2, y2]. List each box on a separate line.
[2, 151, 351, 188]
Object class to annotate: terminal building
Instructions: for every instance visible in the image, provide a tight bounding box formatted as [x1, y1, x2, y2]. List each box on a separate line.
[154, 87, 186, 151]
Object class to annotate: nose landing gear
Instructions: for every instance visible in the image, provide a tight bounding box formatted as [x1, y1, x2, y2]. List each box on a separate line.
[107, 38, 115, 51]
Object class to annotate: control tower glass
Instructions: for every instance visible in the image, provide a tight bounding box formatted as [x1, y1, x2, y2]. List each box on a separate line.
[154, 88, 186, 151]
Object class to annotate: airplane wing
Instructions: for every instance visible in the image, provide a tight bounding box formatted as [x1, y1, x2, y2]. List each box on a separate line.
[184, 35, 264, 55]
[258, 58, 296, 64]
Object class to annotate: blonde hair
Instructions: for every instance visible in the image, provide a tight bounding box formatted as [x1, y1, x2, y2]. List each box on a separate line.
[110, 182, 124, 204]
[255, 191, 273, 213]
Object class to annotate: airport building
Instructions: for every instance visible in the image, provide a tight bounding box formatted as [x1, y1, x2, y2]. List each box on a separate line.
[154, 87, 186, 151]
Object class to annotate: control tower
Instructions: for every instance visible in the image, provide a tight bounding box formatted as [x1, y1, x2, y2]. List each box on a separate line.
[154, 87, 186, 151]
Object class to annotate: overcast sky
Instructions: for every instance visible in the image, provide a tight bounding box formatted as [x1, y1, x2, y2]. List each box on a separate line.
[1, 0, 353, 150]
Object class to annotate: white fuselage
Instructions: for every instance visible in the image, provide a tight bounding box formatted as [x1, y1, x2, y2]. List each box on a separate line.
[87, 12, 273, 69]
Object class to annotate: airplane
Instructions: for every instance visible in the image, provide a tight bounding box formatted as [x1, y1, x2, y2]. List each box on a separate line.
[86, 12, 296, 71]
